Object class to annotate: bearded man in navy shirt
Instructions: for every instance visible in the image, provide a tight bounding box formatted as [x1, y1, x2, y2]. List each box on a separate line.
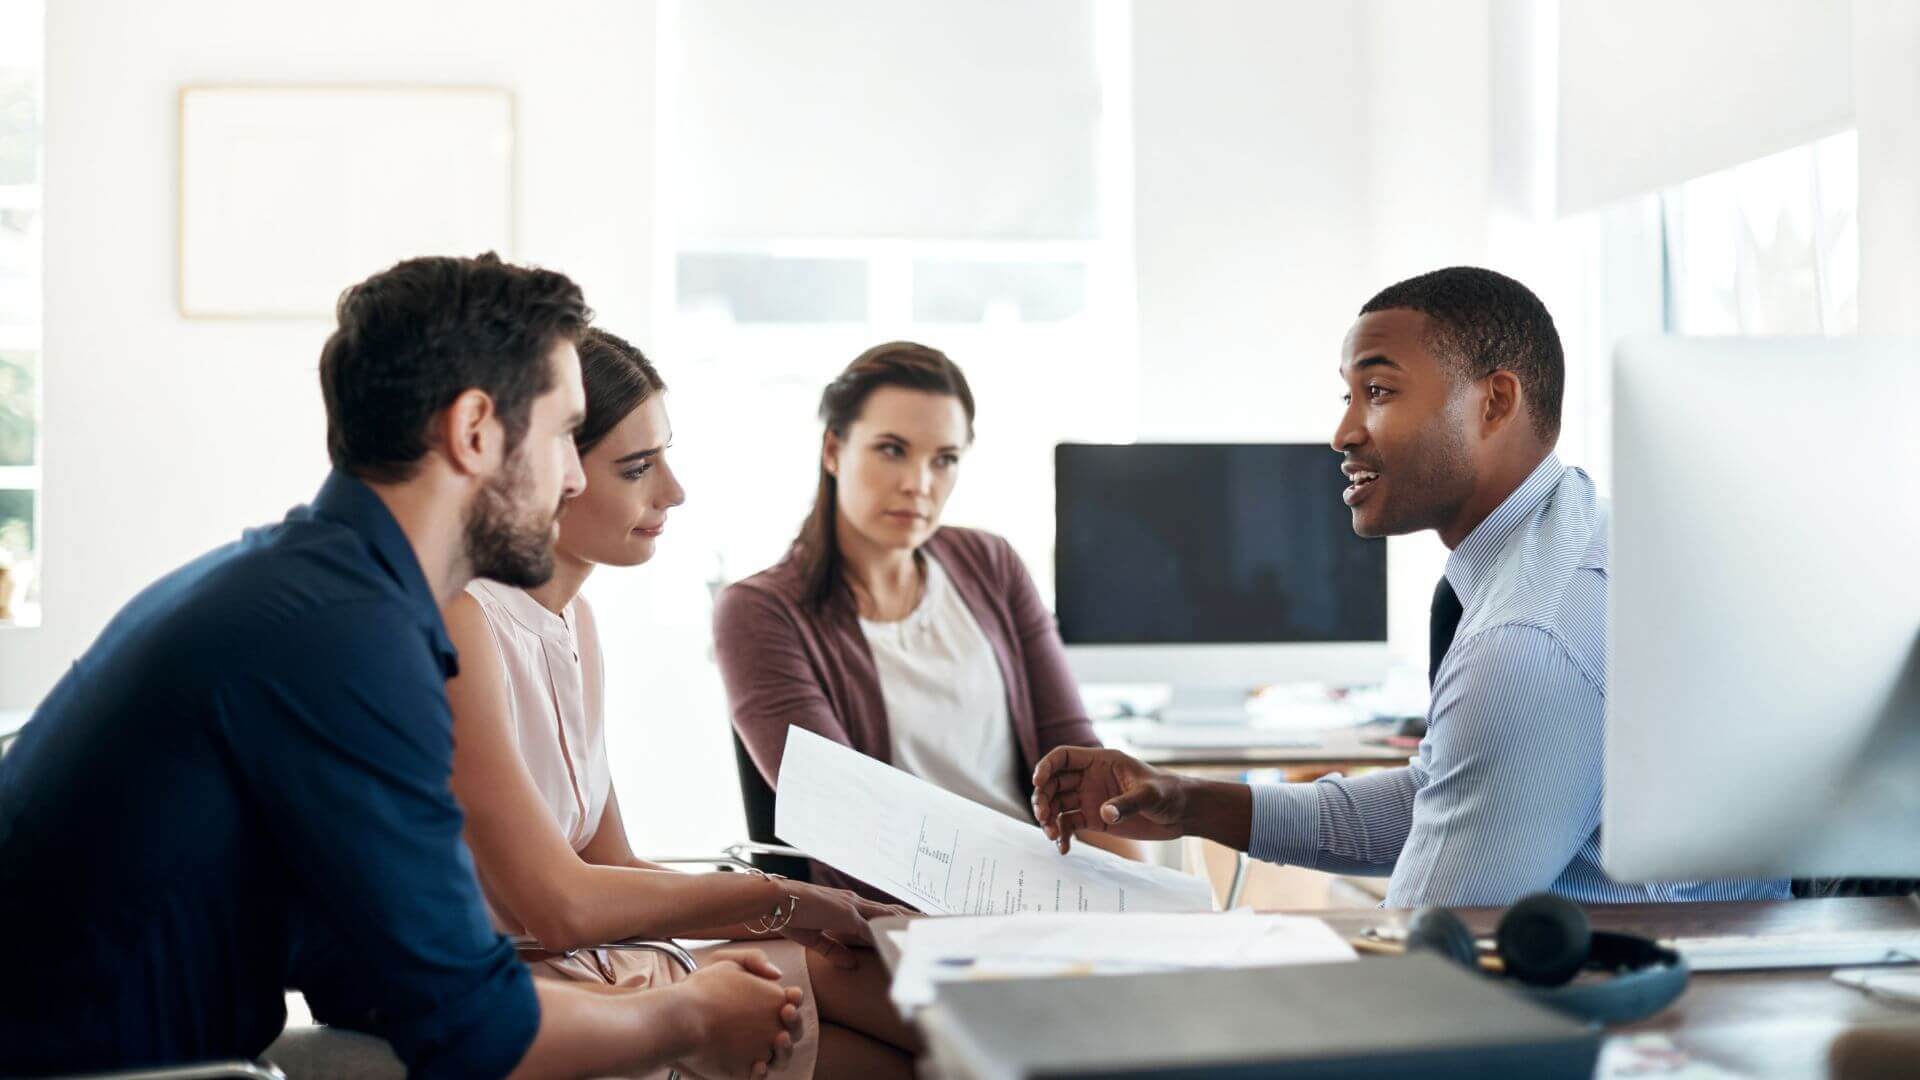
[0, 254, 801, 1078]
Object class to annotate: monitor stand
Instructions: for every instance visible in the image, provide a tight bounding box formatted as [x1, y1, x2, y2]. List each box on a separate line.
[1157, 685, 1256, 726]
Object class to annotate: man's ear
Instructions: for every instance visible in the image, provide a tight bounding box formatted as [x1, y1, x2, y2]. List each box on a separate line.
[822, 430, 841, 478]
[440, 388, 504, 478]
[1481, 370, 1525, 438]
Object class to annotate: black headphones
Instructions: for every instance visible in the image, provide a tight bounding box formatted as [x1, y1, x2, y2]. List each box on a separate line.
[1405, 892, 1689, 1025]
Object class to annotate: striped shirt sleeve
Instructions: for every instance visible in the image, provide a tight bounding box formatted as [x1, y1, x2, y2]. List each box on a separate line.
[1384, 623, 1604, 906]
[1249, 765, 1417, 875]
[1248, 623, 1606, 905]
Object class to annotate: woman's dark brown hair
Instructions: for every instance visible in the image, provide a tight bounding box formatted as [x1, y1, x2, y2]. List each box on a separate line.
[575, 327, 666, 456]
[792, 341, 976, 611]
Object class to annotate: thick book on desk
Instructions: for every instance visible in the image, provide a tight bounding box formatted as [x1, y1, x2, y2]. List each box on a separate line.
[918, 954, 1600, 1079]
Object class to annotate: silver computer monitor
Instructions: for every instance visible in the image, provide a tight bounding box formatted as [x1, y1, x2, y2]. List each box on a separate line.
[1605, 337, 1920, 882]
[1054, 443, 1390, 715]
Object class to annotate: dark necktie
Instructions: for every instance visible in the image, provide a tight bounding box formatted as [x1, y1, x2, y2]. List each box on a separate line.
[1430, 576, 1463, 688]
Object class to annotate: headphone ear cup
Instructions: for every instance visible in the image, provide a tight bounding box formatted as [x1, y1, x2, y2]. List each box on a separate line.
[1496, 893, 1592, 987]
[1405, 907, 1478, 970]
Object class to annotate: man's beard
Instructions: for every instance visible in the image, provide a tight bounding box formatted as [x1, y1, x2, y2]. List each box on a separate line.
[464, 450, 561, 589]
[1360, 396, 1478, 537]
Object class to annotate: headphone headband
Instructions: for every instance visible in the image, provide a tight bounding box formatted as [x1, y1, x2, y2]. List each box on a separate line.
[1526, 931, 1689, 1025]
[1405, 894, 1690, 1026]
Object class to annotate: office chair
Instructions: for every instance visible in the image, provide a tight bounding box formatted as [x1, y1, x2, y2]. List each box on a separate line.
[55, 1066, 286, 1080]
[1223, 850, 1251, 909]
[510, 935, 699, 972]
[510, 934, 700, 1080]
[730, 732, 814, 882]
[504, 841, 824, 1080]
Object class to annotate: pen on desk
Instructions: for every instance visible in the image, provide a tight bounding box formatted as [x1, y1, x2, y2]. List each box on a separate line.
[1047, 808, 1086, 852]
[1350, 929, 1506, 974]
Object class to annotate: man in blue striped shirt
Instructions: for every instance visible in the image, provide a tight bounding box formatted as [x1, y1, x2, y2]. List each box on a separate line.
[1033, 267, 1787, 907]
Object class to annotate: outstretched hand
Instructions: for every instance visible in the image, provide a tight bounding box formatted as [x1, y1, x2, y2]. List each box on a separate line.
[1030, 746, 1192, 854]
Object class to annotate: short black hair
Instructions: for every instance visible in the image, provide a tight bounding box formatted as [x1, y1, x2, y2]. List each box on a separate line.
[1359, 266, 1564, 442]
[319, 253, 592, 483]
[576, 328, 667, 456]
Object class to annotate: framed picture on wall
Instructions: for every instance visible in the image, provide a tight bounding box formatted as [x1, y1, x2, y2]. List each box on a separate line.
[177, 84, 515, 319]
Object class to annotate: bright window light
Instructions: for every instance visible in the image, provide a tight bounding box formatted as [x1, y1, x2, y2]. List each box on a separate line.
[0, 0, 43, 629]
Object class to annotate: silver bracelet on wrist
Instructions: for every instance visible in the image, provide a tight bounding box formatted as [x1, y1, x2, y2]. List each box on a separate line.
[742, 867, 799, 934]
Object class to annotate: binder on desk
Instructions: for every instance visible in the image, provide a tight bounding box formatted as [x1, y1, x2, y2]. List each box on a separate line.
[918, 954, 1600, 1079]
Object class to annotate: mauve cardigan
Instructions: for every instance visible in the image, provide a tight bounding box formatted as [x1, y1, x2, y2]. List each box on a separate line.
[712, 526, 1103, 898]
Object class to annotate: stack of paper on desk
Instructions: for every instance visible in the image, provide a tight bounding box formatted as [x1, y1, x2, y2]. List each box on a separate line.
[775, 727, 1216, 915]
[889, 911, 1358, 1011]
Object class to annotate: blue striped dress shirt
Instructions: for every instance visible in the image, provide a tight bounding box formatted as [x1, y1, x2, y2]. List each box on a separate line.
[1249, 455, 1790, 906]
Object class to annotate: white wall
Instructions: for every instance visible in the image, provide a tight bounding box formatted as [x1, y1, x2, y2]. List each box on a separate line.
[1361, 0, 1494, 674]
[1132, 0, 1372, 446]
[671, 0, 1101, 241]
[0, 0, 657, 709]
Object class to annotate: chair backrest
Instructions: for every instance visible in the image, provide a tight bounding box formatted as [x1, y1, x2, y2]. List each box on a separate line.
[731, 731, 812, 882]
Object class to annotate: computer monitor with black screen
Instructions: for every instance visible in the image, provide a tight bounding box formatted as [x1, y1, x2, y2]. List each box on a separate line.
[1054, 443, 1389, 719]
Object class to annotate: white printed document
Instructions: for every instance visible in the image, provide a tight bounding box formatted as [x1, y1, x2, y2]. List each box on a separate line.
[888, 911, 1358, 1011]
[775, 727, 1215, 915]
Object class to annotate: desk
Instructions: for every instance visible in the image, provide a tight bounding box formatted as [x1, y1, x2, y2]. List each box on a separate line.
[1100, 723, 1414, 908]
[1102, 722, 1413, 778]
[879, 898, 1920, 1078]
[1310, 897, 1920, 1077]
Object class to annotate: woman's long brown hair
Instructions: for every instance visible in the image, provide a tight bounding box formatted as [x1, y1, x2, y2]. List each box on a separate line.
[791, 341, 976, 612]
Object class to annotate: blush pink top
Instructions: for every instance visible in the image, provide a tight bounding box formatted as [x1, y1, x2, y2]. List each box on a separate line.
[463, 580, 821, 1078]
[464, 579, 611, 930]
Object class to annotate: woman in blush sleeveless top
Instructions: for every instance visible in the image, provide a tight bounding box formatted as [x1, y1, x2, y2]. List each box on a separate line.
[445, 329, 919, 1079]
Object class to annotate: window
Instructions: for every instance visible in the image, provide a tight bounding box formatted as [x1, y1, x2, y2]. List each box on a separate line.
[665, 240, 1137, 601]
[1507, 130, 1862, 495]
[1660, 130, 1858, 337]
[0, 0, 43, 627]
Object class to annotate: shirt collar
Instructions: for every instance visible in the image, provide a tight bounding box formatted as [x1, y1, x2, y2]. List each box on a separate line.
[311, 469, 460, 676]
[471, 578, 575, 646]
[1445, 453, 1566, 604]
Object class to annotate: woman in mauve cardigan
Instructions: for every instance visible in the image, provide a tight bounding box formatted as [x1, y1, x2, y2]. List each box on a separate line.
[712, 342, 1131, 899]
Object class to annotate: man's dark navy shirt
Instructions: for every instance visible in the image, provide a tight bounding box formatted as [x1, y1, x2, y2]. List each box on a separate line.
[0, 472, 538, 1077]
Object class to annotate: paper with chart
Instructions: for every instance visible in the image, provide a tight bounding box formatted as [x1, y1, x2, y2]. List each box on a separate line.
[775, 727, 1216, 915]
